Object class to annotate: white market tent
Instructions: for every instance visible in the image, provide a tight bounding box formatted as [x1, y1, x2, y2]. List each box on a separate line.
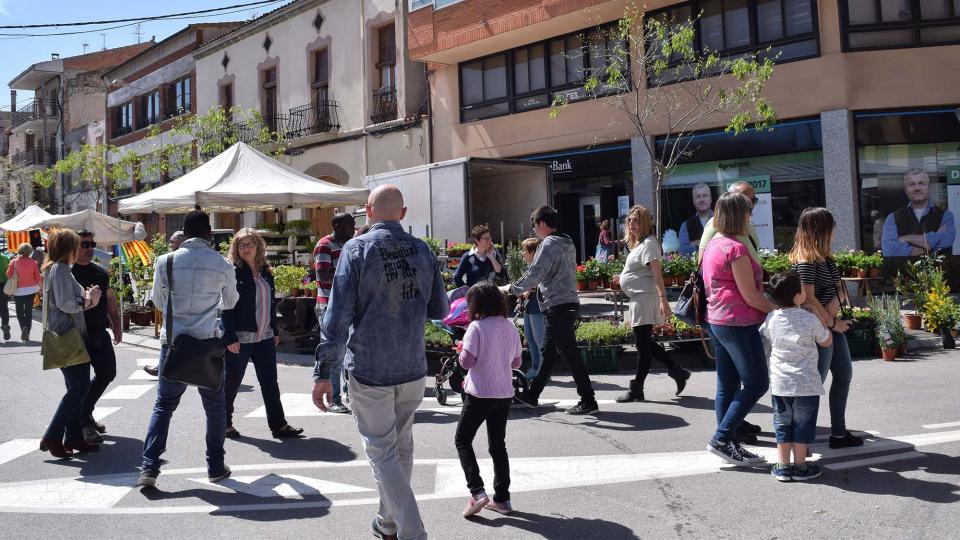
[118, 142, 370, 214]
[0, 205, 146, 246]
[0, 204, 53, 231]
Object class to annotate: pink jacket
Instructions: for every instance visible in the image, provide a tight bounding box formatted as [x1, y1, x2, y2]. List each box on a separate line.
[7, 256, 41, 289]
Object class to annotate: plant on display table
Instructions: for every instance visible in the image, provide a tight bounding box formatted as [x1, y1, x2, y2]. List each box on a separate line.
[861, 251, 884, 278]
[895, 253, 945, 330]
[584, 258, 603, 289]
[446, 242, 472, 258]
[833, 250, 855, 277]
[661, 253, 695, 286]
[759, 249, 791, 278]
[285, 219, 313, 251]
[273, 265, 308, 297]
[575, 265, 588, 291]
[869, 294, 906, 360]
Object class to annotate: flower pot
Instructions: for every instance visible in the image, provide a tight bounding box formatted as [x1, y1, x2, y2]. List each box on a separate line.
[881, 347, 897, 361]
[576, 280, 587, 291]
[941, 328, 956, 349]
[610, 275, 621, 291]
[855, 269, 867, 278]
[601, 278, 610, 289]
[869, 268, 881, 279]
[952, 329, 959, 338]
[588, 279, 601, 290]
[903, 313, 922, 330]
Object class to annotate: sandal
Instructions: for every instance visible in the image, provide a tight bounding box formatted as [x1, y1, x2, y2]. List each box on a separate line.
[272, 424, 304, 439]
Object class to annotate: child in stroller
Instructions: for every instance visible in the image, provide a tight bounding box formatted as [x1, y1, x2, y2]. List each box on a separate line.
[432, 286, 529, 406]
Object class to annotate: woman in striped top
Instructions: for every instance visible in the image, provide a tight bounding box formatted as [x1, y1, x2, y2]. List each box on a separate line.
[789, 208, 863, 449]
[221, 228, 303, 440]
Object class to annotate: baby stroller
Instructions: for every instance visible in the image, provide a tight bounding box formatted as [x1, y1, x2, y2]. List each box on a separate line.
[432, 287, 529, 406]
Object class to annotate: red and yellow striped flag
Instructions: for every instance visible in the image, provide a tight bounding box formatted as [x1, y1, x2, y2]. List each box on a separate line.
[5, 231, 31, 251]
[120, 240, 153, 265]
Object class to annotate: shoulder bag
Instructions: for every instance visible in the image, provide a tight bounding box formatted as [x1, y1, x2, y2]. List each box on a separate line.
[40, 267, 91, 370]
[673, 262, 707, 327]
[3, 261, 18, 296]
[159, 255, 226, 390]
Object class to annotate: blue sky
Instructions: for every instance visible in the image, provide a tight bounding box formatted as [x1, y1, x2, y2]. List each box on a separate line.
[0, 0, 286, 109]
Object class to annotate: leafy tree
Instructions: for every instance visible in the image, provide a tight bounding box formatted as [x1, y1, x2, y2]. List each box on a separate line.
[552, 4, 777, 233]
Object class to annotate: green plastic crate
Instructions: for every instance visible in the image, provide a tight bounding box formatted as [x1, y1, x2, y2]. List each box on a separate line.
[579, 346, 620, 374]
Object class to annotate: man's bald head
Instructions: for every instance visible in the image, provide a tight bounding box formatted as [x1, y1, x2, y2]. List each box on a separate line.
[367, 184, 407, 223]
[727, 181, 756, 202]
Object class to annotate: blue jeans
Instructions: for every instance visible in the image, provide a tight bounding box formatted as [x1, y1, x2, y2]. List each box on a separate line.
[772, 395, 820, 444]
[523, 311, 545, 379]
[224, 338, 287, 431]
[710, 323, 769, 444]
[44, 362, 91, 443]
[817, 331, 853, 437]
[142, 346, 227, 474]
[317, 303, 349, 403]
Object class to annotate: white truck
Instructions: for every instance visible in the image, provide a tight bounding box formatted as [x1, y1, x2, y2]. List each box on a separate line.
[364, 157, 553, 244]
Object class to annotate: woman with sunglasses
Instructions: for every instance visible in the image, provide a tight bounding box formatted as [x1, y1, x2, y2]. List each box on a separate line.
[221, 228, 303, 439]
[789, 208, 862, 449]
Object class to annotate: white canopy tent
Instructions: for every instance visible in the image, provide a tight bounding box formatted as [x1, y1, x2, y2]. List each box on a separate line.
[118, 142, 370, 214]
[0, 205, 146, 246]
[0, 204, 53, 231]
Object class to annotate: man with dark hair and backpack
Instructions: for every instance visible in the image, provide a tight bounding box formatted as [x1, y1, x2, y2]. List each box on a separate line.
[501, 205, 599, 416]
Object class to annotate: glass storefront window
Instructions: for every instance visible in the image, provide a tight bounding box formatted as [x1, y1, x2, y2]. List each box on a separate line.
[659, 150, 825, 253]
[857, 142, 960, 254]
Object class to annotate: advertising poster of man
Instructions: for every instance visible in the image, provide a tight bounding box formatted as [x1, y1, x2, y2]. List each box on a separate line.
[677, 183, 713, 256]
[880, 170, 955, 257]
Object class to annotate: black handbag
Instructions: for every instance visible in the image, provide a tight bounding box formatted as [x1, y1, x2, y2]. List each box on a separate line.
[159, 255, 225, 390]
[673, 267, 707, 326]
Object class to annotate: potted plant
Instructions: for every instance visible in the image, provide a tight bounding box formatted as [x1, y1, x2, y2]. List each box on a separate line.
[273, 265, 308, 298]
[760, 249, 791, 281]
[606, 257, 624, 291]
[446, 241, 472, 258]
[895, 254, 944, 330]
[864, 251, 883, 278]
[869, 294, 906, 360]
[584, 259, 603, 289]
[833, 250, 855, 277]
[922, 286, 957, 349]
[575, 265, 588, 291]
[505, 244, 528, 283]
[575, 320, 632, 373]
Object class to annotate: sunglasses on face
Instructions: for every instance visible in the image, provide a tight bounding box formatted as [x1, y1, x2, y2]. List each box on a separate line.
[80, 241, 97, 249]
[238, 242, 258, 250]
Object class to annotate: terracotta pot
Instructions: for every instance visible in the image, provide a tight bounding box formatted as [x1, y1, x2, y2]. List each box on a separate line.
[855, 269, 867, 278]
[601, 278, 610, 289]
[952, 329, 959, 338]
[589, 279, 601, 290]
[881, 347, 897, 361]
[869, 268, 881, 278]
[903, 313, 922, 330]
[577, 280, 587, 291]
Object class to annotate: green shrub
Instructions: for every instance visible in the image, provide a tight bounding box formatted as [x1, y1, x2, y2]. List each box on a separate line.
[576, 321, 632, 346]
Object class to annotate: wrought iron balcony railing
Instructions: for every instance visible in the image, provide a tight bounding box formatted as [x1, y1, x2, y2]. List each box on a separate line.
[287, 100, 341, 138]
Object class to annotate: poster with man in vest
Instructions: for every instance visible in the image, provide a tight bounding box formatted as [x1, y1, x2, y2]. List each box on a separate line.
[880, 169, 955, 257]
[678, 182, 713, 256]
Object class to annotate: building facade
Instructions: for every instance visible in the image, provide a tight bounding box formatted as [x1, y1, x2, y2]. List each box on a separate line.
[5, 43, 153, 215]
[103, 23, 243, 237]
[408, 0, 960, 260]
[193, 0, 430, 233]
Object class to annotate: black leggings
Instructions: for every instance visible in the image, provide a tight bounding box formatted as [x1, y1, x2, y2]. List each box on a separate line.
[14, 294, 34, 331]
[633, 324, 678, 384]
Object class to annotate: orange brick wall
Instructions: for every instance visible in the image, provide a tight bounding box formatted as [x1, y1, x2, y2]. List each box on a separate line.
[409, 0, 613, 60]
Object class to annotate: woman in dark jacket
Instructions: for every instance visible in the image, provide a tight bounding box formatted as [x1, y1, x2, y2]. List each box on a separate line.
[453, 224, 507, 288]
[222, 228, 303, 439]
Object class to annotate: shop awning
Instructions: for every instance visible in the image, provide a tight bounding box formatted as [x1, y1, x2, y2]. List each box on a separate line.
[0, 204, 54, 231]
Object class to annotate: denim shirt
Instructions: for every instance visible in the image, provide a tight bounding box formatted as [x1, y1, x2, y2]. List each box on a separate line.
[314, 221, 450, 386]
[152, 238, 239, 345]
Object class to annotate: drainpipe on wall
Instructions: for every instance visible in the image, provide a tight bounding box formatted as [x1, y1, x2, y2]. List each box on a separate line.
[359, 0, 369, 182]
[57, 74, 65, 213]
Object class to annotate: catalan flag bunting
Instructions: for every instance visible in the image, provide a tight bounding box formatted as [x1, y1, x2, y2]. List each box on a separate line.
[120, 240, 153, 266]
[5, 230, 31, 251]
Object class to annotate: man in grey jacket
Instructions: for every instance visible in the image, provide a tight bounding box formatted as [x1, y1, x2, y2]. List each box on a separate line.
[137, 210, 239, 488]
[502, 205, 598, 415]
[314, 185, 448, 540]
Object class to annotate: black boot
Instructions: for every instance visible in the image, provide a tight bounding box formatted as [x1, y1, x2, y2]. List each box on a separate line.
[1, 325, 10, 341]
[669, 367, 692, 396]
[616, 380, 644, 403]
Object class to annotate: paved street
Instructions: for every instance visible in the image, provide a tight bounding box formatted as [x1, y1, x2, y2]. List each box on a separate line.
[1, 313, 958, 539]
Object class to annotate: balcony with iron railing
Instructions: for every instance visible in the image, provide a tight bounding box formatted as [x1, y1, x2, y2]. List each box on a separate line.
[287, 100, 341, 138]
[10, 146, 57, 168]
[371, 86, 397, 124]
[12, 98, 59, 129]
[198, 115, 290, 159]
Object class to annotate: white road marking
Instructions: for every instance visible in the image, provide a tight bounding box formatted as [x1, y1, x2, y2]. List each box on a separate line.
[136, 359, 157, 367]
[1, 429, 957, 514]
[92, 407, 121, 422]
[922, 420, 960, 429]
[189, 474, 373, 498]
[128, 370, 158, 381]
[825, 451, 925, 471]
[100, 385, 154, 400]
[0, 440, 39, 466]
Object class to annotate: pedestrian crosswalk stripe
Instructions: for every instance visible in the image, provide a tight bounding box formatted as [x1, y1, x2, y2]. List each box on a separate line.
[93, 407, 121, 422]
[189, 474, 373, 498]
[922, 420, 960, 429]
[0, 440, 39, 466]
[100, 385, 154, 400]
[128, 370, 157, 381]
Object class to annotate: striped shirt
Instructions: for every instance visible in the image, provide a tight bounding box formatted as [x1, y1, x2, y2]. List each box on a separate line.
[237, 273, 275, 344]
[793, 258, 841, 307]
[313, 234, 344, 304]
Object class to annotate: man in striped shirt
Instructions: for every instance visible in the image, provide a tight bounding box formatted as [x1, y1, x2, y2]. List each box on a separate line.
[314, 213, 355, 413]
